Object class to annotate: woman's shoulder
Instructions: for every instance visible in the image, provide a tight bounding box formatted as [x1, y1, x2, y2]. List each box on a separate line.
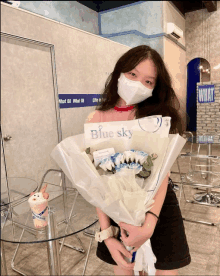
[85, 110, 102, 123]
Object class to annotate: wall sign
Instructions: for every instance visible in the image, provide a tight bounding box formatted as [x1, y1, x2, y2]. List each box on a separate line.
[59, 94, 103, 108]
[198, 85, 215, 103]
[197, 135, 214, 144]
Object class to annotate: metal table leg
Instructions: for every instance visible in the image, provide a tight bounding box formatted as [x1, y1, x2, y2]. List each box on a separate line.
[46, 207, 61, 275]
[82, 220, 98, 276]
[1, 240, 8, 276]
[59, 190, 85, 255]
[194, 144, 220, 205]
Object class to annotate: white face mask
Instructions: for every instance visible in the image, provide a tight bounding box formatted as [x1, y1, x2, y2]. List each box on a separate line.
[117, 73, 154, 105]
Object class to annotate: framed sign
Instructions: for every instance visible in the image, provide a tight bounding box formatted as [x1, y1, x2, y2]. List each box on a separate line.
[197, 135, 214, 144]
[198, 85, 215, 103]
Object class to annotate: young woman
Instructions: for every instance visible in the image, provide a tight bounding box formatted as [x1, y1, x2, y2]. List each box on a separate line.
[86, 45, 191, 276]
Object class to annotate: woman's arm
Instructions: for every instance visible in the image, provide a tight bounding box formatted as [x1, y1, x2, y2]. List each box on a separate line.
[96, 207, 111, 231]
[142, 172, 169, 231]
[96, 176, 170, 239]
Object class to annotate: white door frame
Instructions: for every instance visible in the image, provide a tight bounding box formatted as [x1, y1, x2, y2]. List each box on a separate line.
[1, 31, 64, 204]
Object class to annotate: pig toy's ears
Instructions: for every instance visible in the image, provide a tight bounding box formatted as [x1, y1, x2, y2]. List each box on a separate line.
[40, 184, 48, 194]
[43, 192, 49, 200]
[30, 192, 35, 196]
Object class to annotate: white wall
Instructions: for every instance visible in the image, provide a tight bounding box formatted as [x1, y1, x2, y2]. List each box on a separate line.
[163, 2, 187, 129]
[1, 2, 130, 140]
[163, 1, 185, 47]
[185, 2, 220, 82]
[1, 2, 130, 189]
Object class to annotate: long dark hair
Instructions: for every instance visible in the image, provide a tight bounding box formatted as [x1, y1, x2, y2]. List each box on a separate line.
[96, 45, 185, 135]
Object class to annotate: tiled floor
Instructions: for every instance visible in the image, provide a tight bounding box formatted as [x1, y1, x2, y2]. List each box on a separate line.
[2, 142, 220, 275]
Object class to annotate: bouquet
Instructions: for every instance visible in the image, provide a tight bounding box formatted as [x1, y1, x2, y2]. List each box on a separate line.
[51, 116, 186, 275]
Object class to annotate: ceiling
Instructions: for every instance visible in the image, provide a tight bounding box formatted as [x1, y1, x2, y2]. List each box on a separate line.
[77, 1, 216, 15]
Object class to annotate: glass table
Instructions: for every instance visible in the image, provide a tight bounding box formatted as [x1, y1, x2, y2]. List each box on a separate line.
[1, 177, 38, 276]
[1, 190, 98, 275]
[1, 177, 38, 207]
[1, 177, 39, 241]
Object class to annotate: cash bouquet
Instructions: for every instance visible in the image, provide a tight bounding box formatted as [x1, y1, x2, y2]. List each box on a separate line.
[51, 116, 186, 275]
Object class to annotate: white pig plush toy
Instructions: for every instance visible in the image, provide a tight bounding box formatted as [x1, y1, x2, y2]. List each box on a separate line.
[28, 184, 49, 228]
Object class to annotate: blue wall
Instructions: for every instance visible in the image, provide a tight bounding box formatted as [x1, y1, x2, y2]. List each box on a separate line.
[99, 1, 164, 57]
[19, 1, 99, 34]
[187, 58, 200, 131]
[18, 1, 166, 57]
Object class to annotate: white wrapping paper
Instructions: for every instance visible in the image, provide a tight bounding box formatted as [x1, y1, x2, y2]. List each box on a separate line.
[51, 116, 186, 274]
[133, 239, 157, 275]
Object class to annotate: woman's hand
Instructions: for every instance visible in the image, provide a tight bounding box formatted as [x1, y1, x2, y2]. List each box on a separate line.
[119, 220, 155, 254]
[104, 237, 135, 270]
